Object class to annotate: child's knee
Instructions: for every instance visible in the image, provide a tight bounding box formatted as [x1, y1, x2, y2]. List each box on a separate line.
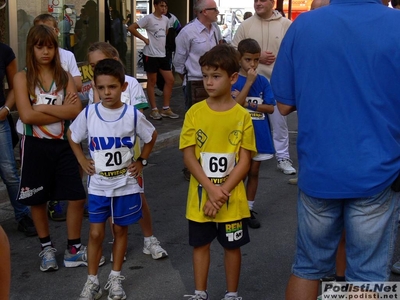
[113, 225, 128, 237]
[89, 228, 104, 242]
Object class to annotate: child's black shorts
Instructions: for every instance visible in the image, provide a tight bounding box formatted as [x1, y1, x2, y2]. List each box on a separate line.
[188, 219, 250, 249]
[17, 135, 86, 206]
[143, 55, 171, 73]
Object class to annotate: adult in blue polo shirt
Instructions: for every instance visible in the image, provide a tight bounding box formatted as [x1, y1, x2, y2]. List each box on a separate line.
[271, 0, 400, 298]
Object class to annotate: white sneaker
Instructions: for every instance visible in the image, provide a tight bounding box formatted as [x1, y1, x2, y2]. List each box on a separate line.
[104, 275, 126, 300]
[277, 159, 297, 175]
[143, 236, 168, 259]
[79, 278, 102, 300]
[184, 291, 209, 299]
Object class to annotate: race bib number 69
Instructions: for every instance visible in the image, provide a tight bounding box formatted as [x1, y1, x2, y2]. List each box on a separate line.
[200, 152, 235, 179]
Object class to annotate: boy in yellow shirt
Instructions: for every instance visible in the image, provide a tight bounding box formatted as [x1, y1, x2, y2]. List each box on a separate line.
[180, 44, 256, 300]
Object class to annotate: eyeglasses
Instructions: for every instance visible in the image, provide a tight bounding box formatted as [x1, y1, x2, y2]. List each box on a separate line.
[203, 7, 219, 12]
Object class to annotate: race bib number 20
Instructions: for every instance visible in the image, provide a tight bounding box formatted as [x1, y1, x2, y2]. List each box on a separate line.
[94, 147, 133, 178]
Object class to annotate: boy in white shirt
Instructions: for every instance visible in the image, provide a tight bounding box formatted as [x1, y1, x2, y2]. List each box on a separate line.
[68, 58, 157, 300]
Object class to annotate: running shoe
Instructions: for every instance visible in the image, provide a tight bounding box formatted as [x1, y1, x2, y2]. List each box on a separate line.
[17, 214, 37, 237]
[39, 246, 58, 272]
[48, 201, 66, 221]
[184, 291, 209, 299]
[149, 110, 162, 120]
[79, 278, 102, 300]
[63, 245, 105, 267]
[104, 274, 126, 300]
[160, 108, 179, 119]
[221, 296, 242, 300]
[277, 159, 297, 175]
[143, 236, 168, 259]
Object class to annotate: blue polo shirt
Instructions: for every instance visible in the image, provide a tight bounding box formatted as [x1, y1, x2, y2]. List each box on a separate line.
[271, 0, 400, 199]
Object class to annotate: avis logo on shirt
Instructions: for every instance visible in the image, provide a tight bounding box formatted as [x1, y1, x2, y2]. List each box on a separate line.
[89, 137, 133, 151]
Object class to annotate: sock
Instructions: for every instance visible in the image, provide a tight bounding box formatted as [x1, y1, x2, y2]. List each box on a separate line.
[144, 236, 154, 245]
[248, 200, 255, 211]
[110, 270, 121, 277]
[39, 236, 52, 249]
[152, 107, 158, 111]
[88, 275, 99, 285]
[225, 291, 238, 297]
[162, 106, 170, 110]
[67, 238, 81, 253]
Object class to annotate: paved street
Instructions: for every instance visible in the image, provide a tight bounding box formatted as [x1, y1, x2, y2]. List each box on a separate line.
[1, 143, 299, 300]
[2, 89, 400, 299]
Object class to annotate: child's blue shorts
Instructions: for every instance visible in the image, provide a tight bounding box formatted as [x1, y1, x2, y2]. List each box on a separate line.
[88, 193, 142, 226]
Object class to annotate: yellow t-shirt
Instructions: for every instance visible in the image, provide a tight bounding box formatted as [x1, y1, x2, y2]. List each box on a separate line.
[179, 101, 256, 223]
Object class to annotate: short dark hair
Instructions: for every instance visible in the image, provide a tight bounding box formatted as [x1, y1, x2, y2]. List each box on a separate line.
[93, 59, 125, 85]
[391, 0, 399, 6]
[199, 44, 240, 77]
[33, 14, 58, 28]
[154, 0, 168, 5]
[237, 38, 261, 56]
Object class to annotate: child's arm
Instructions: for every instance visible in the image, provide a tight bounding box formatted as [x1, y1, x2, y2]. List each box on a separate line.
[202, 147, 252, 217]
[67, 129, 95, 175]
[198, 147, 252, 218]
[128, 23, 149, 45]
[128, 130, 157, 177]
[14, 72, 63, 125]
[232, 69, 257, 106]
[0, 58, 16, 122]
[32, 73, 82, 120]
[220, 147, 252, 197]
[247, 102, 274, 114]
[183, 146, 230, 215]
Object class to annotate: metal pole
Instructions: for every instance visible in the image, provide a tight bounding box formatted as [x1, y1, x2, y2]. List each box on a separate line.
[288, 0, 292, 20]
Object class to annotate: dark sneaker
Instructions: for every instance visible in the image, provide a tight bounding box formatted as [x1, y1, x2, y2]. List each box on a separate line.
[248, 210, 261, 229]
[17, 215, 37, 237]
[48, 201, 66, 221]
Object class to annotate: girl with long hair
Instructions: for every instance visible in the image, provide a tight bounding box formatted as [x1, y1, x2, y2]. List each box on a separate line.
[14, 24, 88, 272]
